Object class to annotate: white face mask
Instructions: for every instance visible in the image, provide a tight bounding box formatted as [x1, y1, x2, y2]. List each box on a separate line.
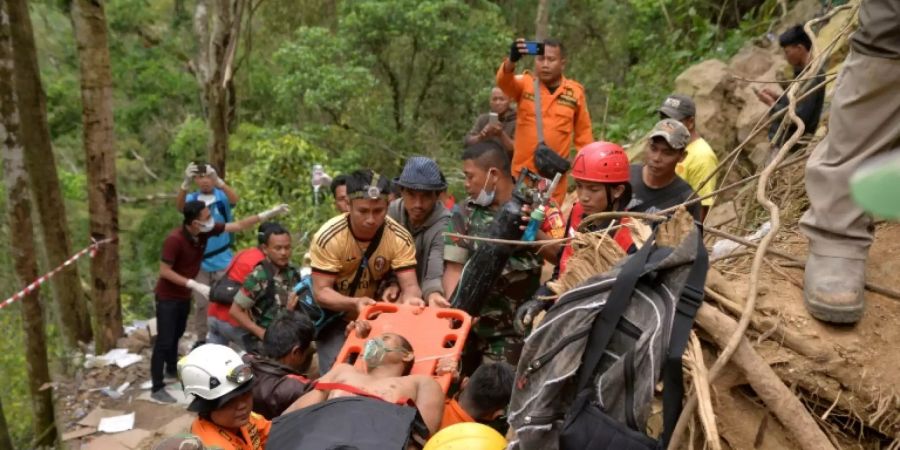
[472, 169, 496, 207]
[198, 217, 215, 232]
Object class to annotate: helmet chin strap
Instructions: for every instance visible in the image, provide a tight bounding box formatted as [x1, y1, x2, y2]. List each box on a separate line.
[604, 185, 616, 212]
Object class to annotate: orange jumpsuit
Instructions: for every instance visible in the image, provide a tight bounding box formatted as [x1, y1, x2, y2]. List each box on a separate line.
[496, 61, 594, 203]
[191, 413, 271, 450]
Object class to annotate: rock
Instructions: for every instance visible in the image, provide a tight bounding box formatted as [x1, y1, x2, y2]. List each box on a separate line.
[729, 44, 781, 80]
[674, 59, 741, 153]
[727, 45, 787, 168]
[159, 413, 194, 436]
[117, 327, 151, 353]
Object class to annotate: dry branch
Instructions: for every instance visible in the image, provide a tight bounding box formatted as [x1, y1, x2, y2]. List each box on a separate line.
[694, 304, 835, 450]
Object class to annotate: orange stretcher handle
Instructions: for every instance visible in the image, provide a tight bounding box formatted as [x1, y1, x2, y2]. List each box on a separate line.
[335, 303, 472, 393]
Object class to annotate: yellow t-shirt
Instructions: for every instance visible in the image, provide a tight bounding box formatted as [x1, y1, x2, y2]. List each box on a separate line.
[676, 137, 719, 207]
[310, 214, 417, 298]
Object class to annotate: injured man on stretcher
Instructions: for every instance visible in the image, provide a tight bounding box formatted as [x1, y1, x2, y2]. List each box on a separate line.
[283, 331, 446, 434]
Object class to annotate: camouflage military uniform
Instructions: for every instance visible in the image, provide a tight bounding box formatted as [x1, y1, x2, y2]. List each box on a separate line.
[233, 261, 302, 329]
[445, 201, 542, 367]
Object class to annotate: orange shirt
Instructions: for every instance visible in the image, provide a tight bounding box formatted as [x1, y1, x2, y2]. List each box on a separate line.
[496, 61, 594, 203]
[440, 398, 475, 430]
[191, 413, 271, 450]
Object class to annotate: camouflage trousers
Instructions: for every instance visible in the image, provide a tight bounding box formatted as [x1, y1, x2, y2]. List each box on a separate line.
[461, 272, 540, 373]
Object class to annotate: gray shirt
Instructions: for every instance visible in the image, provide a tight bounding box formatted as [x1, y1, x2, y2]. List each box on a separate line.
[387, 198, 451, 298]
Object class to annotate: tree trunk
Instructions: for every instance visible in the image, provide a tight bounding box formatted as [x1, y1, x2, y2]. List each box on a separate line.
[0, 395, 12, 450]
[535, 0, 550, 40]
[195, 0, 244, 178]
[0, 4, 58, 446]
[7, 0, 92, 348]
[71, 0, 122, 353]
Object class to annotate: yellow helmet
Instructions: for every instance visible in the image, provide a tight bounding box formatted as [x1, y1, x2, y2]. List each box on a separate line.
[424, 423, 507, 450]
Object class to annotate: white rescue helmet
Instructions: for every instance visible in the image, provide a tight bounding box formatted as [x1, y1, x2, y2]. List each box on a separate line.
[178, 344, 253, 404]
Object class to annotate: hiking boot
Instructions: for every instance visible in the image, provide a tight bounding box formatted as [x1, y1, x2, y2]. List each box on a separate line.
[804, 253, 865, 324]
[151, 388, 177, 404]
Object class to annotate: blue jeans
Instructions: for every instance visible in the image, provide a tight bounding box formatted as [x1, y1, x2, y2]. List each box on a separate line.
[207, 316, 250, 351]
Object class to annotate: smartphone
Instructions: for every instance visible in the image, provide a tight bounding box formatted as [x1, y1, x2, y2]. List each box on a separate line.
[488, 112, 499, 125]
[523, 41, 544, 56]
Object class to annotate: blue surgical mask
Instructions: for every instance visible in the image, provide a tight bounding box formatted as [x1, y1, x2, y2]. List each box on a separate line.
[472, 169, 496, 207]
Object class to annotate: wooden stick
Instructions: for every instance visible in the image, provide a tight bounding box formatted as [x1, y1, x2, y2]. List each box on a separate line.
[685, 332, 721, 450]
[694, 304, 836, 450]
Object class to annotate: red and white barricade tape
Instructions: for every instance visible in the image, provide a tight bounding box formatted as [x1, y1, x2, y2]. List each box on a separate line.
[0, 237, 115, 310]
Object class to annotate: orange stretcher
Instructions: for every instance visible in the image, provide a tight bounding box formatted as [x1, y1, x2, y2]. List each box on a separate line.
[335, 303, 472, 393]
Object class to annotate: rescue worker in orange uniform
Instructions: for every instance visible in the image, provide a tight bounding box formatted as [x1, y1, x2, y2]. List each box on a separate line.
[515, 142, 634, 332]
[496, 38, 594, 204]
[179, 344, 271, 450]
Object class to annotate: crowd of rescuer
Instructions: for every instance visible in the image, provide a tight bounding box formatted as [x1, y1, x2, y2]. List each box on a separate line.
[498, 37, 593, 203]
[387, 156, 453, 307]
[152, 200, 289, 403]
[284, 332, 446, 435]
[175, 162, 239, 347]
[246, 310, 316, 419]
[206, 222, 283, 349]
[515, 141, 637, 333]
[658, 94, 719, 221]
[229, 223, 303, 352]
[444, 141, 551, 370]
[626, 118, 701, 221]
[310, 169, 424, 373]
[464, 87, 517, 156]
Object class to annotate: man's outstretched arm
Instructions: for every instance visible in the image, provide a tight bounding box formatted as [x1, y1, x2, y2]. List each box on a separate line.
[414, 376, 446, 435]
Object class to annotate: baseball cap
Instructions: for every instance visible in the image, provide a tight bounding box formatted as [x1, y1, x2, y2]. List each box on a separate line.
[657, 94, 696, 120]
[394, 156, 447, 191]
[649, 118, 691, 150]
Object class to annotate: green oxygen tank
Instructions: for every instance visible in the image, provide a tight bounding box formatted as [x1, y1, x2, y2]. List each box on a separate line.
[850, 150, 900, 220]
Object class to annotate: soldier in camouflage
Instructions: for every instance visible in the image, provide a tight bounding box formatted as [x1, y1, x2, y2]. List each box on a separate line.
[230, 224, 303, 351]
[444, 142, 546, 369]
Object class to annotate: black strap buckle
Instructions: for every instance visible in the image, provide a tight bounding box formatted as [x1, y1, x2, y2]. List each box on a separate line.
[676, 284, 703, 317]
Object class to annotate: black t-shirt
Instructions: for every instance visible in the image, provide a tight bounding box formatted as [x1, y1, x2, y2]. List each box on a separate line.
[626, 164, 700, 220]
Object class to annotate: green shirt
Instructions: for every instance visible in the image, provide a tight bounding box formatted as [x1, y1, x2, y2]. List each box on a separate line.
[444, 200, 542, 360]
[234, 261, 302, 329]
[444, 201, 543, 276]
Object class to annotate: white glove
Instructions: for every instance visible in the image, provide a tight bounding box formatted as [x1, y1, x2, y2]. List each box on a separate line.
[205, 165, 225, 187]
[258, 203, 290, 221]
[185, 279, 210, 298]
[181, 162, 198, 191]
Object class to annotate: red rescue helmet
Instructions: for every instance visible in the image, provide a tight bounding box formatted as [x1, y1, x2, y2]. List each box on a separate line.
[572, 141, 630, 183]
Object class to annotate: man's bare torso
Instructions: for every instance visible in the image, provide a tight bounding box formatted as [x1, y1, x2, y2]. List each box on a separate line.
[323, 364, 425, 404]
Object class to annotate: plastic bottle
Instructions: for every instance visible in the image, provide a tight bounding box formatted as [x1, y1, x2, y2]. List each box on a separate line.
[522, 206, 546, 241]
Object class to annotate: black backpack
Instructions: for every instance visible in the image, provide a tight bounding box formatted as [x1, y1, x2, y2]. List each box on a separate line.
[507, 219, 707, 450]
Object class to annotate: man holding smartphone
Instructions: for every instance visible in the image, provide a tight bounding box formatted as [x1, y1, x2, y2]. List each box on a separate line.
[497, 37, 593, 204]
[464, 87, 517, 156]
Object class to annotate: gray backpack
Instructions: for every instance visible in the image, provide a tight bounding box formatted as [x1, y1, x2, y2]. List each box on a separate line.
[507, 224, 707, 450]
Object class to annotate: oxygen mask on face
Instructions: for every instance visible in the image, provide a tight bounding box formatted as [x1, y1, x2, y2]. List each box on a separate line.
[362, 336, 409, 369]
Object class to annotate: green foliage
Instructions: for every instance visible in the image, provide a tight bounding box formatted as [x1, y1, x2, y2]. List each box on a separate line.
[59, 170, 87, 201]
[168, 115, 211, 172]
[7, 0, 778, 444]
[265, 0, 509, 176]
[229, 132, 335, 254]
